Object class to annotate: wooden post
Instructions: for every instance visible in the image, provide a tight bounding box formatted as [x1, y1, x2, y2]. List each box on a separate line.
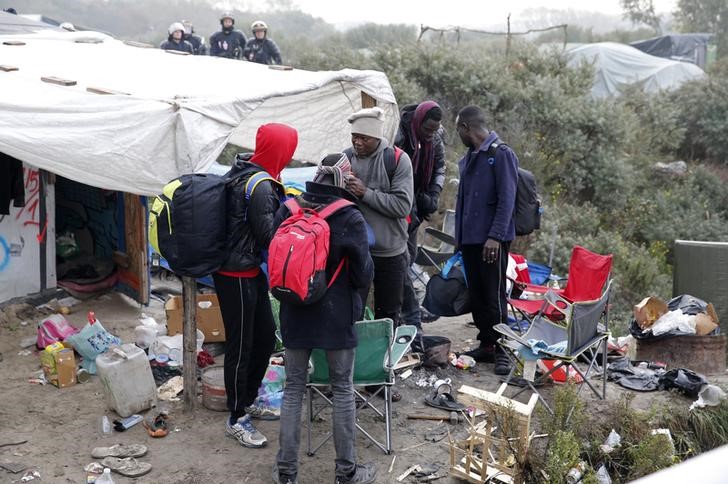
[506, 13, 512, 57]
[182, 276, 198, 412]
[361, 92, 377, 109]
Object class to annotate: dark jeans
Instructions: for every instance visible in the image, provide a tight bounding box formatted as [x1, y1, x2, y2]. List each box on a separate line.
[213, 272, 276, 420]
[401, 224, 422, 328]
[360, 252, 408, 324]
[461, 242, 510, 347]
[277, 347, 356, 479]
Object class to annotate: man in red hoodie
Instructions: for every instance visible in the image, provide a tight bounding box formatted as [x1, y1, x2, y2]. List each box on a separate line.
[214, 123, 298, 449]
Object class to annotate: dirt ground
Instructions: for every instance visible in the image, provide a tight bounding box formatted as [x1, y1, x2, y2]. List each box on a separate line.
[1, 279, 725, 484]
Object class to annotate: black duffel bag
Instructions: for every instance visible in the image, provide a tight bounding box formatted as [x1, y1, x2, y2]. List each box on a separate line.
[423, 252, 471, 317]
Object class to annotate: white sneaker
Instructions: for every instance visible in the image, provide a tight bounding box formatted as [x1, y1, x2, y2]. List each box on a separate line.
[226, 415, 267, 448]
[245, 404, 280, 420]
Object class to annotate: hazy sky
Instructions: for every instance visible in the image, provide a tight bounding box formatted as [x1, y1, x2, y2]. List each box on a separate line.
[288, 0, 678, 28]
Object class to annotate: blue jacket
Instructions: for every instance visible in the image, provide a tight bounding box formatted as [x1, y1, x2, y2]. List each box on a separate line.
[455, 131, 519, 246]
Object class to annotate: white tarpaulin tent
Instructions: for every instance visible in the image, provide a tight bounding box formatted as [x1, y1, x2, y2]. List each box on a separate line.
[566, 42, 706, 98]
[0, 20, 397, 196]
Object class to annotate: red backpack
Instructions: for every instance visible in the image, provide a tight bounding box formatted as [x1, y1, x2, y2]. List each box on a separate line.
[269, 198, 354, 305]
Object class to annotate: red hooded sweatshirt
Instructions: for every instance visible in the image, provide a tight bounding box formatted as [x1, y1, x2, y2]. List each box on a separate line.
[218, 123, 298, 278]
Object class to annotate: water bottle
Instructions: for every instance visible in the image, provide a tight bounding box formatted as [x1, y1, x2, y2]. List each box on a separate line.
[95, 468, 115, 484]
[99, 415, 112, 437]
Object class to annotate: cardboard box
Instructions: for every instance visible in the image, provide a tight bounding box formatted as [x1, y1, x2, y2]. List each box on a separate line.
[40, 344, 77, 388]
[634, 296, 669, 330]
[165, 294, 226, 342]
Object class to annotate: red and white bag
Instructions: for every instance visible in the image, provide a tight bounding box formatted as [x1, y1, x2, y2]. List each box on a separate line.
[37, 314, 78, 349]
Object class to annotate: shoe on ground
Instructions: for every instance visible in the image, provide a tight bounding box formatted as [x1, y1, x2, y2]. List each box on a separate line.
[226, 415, 267, 448]
[420, 307, 439, 323]
[463, 345, 496, 363]
[335, 462, 377, 484]
[494, 346, 513, 376]
[245, 404, 280, 420]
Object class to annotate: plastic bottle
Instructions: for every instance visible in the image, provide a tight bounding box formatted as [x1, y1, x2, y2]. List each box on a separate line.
[95, 468, 115, 484]
[99, 415, 112, 437]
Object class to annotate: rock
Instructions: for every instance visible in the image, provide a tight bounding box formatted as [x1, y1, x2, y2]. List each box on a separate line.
[653, 161, 687, 177]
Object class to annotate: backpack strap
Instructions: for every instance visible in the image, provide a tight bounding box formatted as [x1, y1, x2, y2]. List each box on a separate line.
[244, 171, 278, 201]
[317, 199, 354, 219]
[486, 138, 508, 159]
[284, 198, 302, 214]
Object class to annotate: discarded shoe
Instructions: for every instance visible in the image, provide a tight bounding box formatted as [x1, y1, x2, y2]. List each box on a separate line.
[143, 412, 169, 438]
[335, 462, 377, 484]
[91, 443, 148, 459]
[226, 415, 267, 448]
[424, 381, 465, 411]
[101, 457, 152, 478]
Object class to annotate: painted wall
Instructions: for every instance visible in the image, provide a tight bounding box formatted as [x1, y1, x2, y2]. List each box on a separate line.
[0, 166, 56, 302]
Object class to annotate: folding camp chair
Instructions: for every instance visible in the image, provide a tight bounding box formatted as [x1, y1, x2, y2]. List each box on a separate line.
[414, 209, 456, 268]
[509, 245, 613, 324]
[495, 280, 612, 415]
[306, 319, 417, 455]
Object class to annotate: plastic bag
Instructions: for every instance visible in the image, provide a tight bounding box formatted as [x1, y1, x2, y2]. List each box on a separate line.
[690, 384, 727, 410]
[253, 362, 286, 413]
[65, 314, 121, 374]
[658, 368, 708, 398]
[36, 314, 79, 349]
[651, 309, 696, 336]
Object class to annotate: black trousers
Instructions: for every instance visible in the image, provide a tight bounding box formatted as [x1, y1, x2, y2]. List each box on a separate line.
[360, 252, 408, 324]
[461, 242, 510, 347]
[213, 271, 276, 419]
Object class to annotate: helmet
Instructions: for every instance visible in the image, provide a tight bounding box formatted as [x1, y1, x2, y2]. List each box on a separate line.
[181, 19, 193, 35]
[168, 22, 185, 36]
[220, 12, 234, 25]
[251, 20, 268, 32]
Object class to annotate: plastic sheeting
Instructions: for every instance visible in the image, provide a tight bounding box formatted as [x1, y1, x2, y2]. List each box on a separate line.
[631, 34, 712, 68]
[0, 24, 397, 195]
[566, 42, 706, 98]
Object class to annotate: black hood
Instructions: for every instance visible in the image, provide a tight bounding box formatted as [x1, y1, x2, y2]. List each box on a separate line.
[303, 181, 359, 205]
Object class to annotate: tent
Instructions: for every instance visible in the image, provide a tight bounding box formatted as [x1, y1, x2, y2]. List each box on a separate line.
[565, 42, 706, 98]
[631, 34, 713, 69]
[0, 12, 398, 303]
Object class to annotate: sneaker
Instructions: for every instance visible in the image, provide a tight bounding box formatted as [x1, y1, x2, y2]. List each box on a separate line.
[245, 404, 280, 420]
[226, 415, 267, 448]
[420, 307, 439, 323]
[494, 346, 513, 376]
[463, 345, 496, 363]
[335, 463, 377, 484]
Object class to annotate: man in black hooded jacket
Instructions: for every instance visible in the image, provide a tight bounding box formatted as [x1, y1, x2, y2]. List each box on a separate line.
[210, 12, 246, 59]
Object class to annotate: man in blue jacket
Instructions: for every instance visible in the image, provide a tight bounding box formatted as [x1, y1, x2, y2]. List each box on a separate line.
[454, 105, 518, 375]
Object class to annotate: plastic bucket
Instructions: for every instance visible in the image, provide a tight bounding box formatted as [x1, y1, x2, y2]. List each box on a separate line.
[201, 366, 227, 411]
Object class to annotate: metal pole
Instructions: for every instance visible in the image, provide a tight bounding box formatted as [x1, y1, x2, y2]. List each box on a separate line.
[182, 276, 197, 412]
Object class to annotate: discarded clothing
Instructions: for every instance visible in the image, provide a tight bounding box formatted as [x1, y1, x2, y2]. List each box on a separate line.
[518, 339, 567, 361]
[607, 357, 665, 392]
[668, 294, 708, 315]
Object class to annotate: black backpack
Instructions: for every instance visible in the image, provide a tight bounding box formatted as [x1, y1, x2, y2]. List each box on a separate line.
[487, 140, 542, 236]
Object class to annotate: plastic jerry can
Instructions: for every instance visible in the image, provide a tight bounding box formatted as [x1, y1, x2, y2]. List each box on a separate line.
[96, 344, 157, 417]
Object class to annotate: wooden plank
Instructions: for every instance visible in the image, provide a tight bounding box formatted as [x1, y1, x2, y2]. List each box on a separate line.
[75, 38, 103, 44]
[457, 385, 536, 416]
[2, 40, 25, 46]
[123, 40, 155, 48]
[0, 65, 18, 72]
[361, 91, 377, 108]
[164, 49, 191, 55]
[41, 76, 77, 86]
[86, 86, 131, 96]
[182, 276, 198, 412]
[268, 64, 293, 71]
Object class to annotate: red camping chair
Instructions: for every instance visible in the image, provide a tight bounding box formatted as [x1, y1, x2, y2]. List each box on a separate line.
[509, 246, 613, 322]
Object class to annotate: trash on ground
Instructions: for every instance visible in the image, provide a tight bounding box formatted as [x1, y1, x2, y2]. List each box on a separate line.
[19, 336, 37, 349]
[607, 357, 666, 392]
[630, 294, 719, 340]
[689, 384, 727, 410]
[91, 443, 148, 459]
[566, 461, 587, 484]
[113, 414, 144, 432]
[65, 312, 122, 374]
[157, 375, 183, 401]
[424, 423, 449, 442]
[596, 464, 612, 484]
[450, 353, 475, 369]
[28, 370, 47, 385]
[144, 412, 169, 438]
[415, 374, 440, 388]
[600, 429, 622, 454]
[40, 343, 76, 388]
[400, 368, 413, 380]
[397, 464, 422, 482]
[101, 456, 152, 478]
[97, 343, 157, 417]
[658, 368, 708, 398]
[20, 470, 41, 482]
[17, 349, 32, 356]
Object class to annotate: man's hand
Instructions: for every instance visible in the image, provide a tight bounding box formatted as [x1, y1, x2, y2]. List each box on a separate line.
[482, 238, 501, 264]
[346, 174, 367, 198]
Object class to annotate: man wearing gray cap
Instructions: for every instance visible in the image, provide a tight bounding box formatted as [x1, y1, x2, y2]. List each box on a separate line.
[344, 107, 414, 335]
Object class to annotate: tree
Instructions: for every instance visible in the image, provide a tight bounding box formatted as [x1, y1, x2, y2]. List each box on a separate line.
[620, 0, 663, 34]
[675, 0, 728, 60]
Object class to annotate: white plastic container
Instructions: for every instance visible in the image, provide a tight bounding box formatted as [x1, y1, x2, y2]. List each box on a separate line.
[96, 344, 157, 417]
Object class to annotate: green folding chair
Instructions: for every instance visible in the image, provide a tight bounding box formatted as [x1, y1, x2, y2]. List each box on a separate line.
[306, 319, 417, 455]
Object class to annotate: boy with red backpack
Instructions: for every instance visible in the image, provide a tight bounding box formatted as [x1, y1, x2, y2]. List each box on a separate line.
[271, 153, 376, 484]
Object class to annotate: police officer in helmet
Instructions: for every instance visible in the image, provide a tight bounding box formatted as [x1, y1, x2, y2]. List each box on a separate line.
[243, 20, 282, 65]
[209, 12, 246, 59]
